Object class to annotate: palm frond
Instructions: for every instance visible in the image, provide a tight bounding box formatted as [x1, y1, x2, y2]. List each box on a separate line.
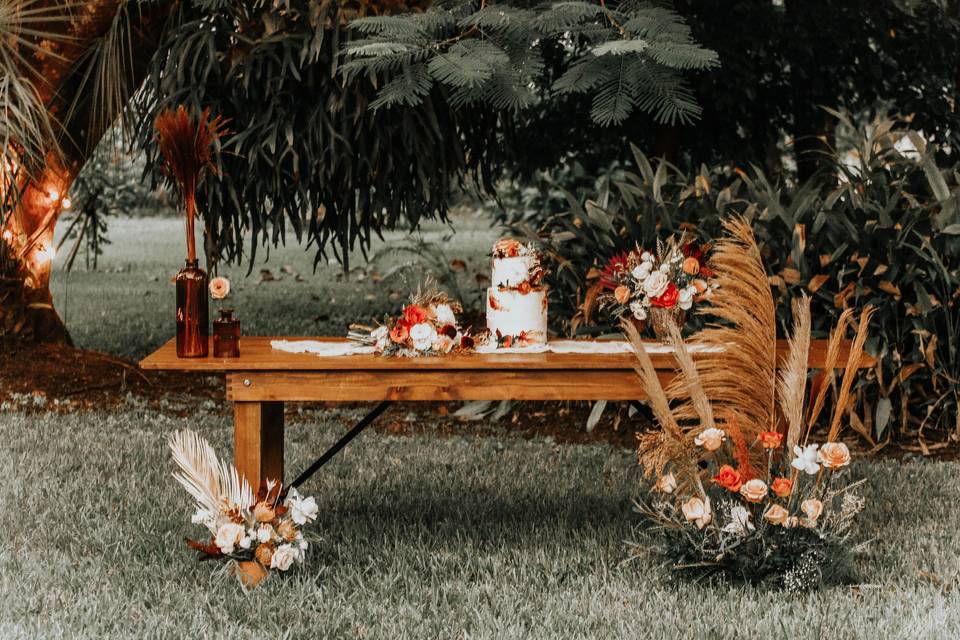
[780, 294, 811, 452]
[826, 306, 875, 442]
[168, 430, 253, 519]
[683, 216, 777, 440]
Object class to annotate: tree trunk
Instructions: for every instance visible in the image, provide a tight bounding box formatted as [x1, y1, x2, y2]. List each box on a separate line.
[0, 1, 170, 344]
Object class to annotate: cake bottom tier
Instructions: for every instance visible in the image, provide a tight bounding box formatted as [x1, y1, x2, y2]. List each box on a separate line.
[486, 288, 548, 343]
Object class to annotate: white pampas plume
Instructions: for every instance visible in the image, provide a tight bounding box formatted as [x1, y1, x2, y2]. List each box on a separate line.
[168, 430, 254, 528]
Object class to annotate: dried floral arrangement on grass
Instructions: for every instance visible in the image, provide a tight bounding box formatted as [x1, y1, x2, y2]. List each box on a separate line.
[349, 286, 475, 356]
[625, 218, 873, 592]
[599, 238, 716, 336]
[169, 431, 318, 588]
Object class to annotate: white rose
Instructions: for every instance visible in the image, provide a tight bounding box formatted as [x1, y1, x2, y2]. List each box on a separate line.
[677, 286, 696, 311]
[631, 263, 652, 282]
[285, 489, 319, 525]
[433, 304, 457, 326]
[409, 323, 437, 351]
[239, 536, 252, 550]
[214, 522, 245, 554]
[630, 301, 648, 321]
[640, 251, 654, 262]
[642, 271, 670, 298]
[270, 544, 299, 571]
[658, 263, 671, 273]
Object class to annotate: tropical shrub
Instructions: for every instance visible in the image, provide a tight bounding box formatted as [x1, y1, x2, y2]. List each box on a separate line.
[519, 115, 960, 446]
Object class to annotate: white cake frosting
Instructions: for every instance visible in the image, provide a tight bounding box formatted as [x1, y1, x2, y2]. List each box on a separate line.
[485, 241, 548, 345]
[487, 288, 548, 343]
[492, 256, 538, 289]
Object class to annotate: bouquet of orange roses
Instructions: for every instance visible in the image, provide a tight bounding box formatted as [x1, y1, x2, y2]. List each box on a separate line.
[349, 288, 475, 357]
[626, 219, 871, 591]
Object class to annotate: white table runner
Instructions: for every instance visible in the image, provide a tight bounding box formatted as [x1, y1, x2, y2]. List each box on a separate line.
[270, 339, 723, 356]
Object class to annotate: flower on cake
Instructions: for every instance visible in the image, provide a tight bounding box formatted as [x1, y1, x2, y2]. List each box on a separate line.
[350, 286, 475, 357]
[597, 236, 715, 329]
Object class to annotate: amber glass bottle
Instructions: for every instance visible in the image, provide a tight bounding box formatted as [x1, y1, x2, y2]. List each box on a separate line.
[213, 308, 240, 358]
[175, 259, 209, 357]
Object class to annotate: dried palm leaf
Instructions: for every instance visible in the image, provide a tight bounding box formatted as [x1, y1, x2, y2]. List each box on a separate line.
[826, 306, 875, 442]
[168, 430, 253, 524]
[805, 307, 855, 439]
[682, 216, 777, 441]
[780, 295, 811, 452]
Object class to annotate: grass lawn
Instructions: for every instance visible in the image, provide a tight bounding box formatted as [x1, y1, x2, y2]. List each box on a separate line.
[2, 212, 954, 638]
[1, 407, 959, 639]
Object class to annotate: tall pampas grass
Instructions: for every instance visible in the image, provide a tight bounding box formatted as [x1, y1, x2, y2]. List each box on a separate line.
[780, 295, 811, 452]
[682, 216, 777, 441]
[154, 106, 227, 263]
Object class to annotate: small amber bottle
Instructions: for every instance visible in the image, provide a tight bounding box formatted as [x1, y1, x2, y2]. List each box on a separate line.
[212, 308, 241, 358]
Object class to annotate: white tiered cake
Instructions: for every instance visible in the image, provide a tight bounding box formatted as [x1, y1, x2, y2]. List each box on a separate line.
[486, 239, 548, 346]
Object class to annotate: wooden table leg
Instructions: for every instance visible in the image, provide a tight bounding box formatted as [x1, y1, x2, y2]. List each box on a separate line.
[234, 401, 284, 490]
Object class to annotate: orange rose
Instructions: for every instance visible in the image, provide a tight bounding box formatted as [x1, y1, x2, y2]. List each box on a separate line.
[389, 323, 409, 344]
[758, 431, 783, 449]
[403, 305, 428, 324]
[681, 256, 700, 276]
[770, 477, 793, 498]
[818, 442, 851, 469]
[276, 520, 298, 542]
[712, 464, 742, 492]
[614, 285, 631, 304]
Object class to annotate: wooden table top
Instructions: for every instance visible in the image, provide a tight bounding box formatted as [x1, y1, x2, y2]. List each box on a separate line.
[140, 337, 875, 372]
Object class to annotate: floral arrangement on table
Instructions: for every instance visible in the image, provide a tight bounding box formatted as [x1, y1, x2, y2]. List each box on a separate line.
[349, 288, 475, 356]
[625, 218, 874, 592]
[598, 238, 715, 336]
[169, 430, 318, 588]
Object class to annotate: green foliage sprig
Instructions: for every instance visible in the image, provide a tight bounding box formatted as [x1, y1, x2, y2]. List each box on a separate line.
[342, 0, 719, 126]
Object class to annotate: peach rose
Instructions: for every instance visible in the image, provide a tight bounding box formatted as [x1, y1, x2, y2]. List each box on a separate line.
[712, 464, 742, 492]
[770, 477, 793, 498]
[818, 442, 851, 469]
[692, 278, 709, 294]
[694, 427, 726, 452]
[801, 498, 823, 523]
[739, 479, 768, 503]
[655, 472, 677, 494]
[763, 504, 790, 526]
[681, 497, 712, 530]
[389, 323, 409, 344]
[681, 256, 700, 276]
[758, 431, 783, 449]
[209, 276, 230, 300]
[614, 285, 632, 304]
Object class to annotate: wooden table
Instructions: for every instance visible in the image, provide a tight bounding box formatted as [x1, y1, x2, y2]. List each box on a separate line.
[141, 336, 873, 490]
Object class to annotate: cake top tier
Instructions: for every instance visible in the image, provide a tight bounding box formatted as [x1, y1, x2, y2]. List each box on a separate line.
[492, 238, 539, 259]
